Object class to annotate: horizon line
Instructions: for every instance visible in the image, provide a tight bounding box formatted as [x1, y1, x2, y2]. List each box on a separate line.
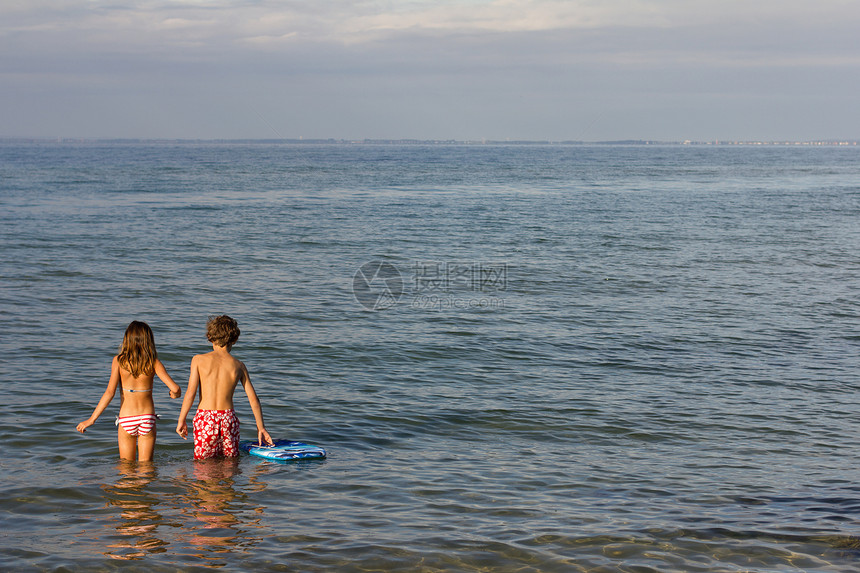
[1, 136, 858, 146]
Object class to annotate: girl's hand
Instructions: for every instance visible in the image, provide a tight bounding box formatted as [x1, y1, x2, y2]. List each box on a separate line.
[76, 420, 92, 433]
[170, 388, 181, 399]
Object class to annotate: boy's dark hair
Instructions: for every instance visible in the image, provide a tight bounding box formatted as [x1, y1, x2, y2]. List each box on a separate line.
[207, 315, 240, 348]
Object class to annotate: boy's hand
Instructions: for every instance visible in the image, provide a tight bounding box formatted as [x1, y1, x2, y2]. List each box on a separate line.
[170, 388, 181, 399]
[258, 429, 273, 447]
[176, 421, 188, 439]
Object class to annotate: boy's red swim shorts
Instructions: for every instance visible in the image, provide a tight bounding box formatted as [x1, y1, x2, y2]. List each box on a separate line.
[193, 409, 240, 459]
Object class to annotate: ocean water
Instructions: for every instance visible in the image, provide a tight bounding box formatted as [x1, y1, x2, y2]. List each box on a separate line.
[1, 141, 860, 572]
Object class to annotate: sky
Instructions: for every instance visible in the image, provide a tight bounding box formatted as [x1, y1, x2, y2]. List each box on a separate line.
[1, 0, 858, 141]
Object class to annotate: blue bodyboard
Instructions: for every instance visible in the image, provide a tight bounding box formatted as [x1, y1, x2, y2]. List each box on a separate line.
[241, 439, 327, 462]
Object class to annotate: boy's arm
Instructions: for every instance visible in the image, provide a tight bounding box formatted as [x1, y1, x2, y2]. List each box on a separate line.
[155, 359, 182, 399]
[76, 357, 120, 433]
[239, 363, 273, 446]
[176, 356, 200, 439]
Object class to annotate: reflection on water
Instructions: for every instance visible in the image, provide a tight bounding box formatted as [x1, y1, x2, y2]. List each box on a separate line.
[174, 459, 269, 565]
[101, 461, 168, 560]
[94, 458, 273, 566]
[181, 459, 246, 551]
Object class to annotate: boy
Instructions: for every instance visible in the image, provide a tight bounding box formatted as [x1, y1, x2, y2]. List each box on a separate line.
[176, 315, 273, 458]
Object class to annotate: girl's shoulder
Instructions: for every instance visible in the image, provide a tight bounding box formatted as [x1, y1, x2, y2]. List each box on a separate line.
[113, 355, 131, 374]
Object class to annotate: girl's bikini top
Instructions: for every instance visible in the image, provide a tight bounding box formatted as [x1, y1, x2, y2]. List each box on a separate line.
[123, 387, 152, 393]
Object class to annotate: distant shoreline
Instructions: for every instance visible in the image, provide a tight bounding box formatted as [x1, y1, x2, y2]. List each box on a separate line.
[1, 137, 857, 146]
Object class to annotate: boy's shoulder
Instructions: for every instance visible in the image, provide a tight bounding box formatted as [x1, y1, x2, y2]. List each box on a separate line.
[191, 351, 217, 364]
[192, 349, 244, 365]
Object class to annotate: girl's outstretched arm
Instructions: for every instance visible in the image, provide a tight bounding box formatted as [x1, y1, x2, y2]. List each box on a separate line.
[155, 359, 181, 398]
[76, 356, 120, 433]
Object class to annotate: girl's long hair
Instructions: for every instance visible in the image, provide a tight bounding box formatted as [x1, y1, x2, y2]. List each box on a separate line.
[117, 321, 157, 378]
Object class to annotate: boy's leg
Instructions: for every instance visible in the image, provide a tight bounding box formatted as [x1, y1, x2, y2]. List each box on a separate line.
[193, 410, 217, 459]
[137, 427, 156, 462]
[221, 411, 241, 457]
[117, 427, 137, 460]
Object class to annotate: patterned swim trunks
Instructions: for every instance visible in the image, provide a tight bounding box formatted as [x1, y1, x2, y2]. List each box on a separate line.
[193, 409, 241, 459]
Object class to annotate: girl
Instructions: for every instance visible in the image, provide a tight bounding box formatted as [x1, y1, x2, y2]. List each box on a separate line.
[77, 321, 181, 461]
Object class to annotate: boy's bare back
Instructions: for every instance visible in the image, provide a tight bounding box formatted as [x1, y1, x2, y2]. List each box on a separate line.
[191, 346, 249, 411]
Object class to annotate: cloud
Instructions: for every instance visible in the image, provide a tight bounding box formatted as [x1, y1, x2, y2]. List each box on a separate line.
[3, 1, 858, 61]
[1, 1, 859, 139]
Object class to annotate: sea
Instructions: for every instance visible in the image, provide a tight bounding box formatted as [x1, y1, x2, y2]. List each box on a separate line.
[1, 140, 859, 572]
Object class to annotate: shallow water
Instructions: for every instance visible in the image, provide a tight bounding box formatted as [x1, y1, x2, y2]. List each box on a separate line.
[1, 142, 860, 571]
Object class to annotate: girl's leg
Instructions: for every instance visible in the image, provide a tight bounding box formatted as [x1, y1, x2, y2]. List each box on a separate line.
[117, 427, 137, 460]
[137, 426, 156, 462]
